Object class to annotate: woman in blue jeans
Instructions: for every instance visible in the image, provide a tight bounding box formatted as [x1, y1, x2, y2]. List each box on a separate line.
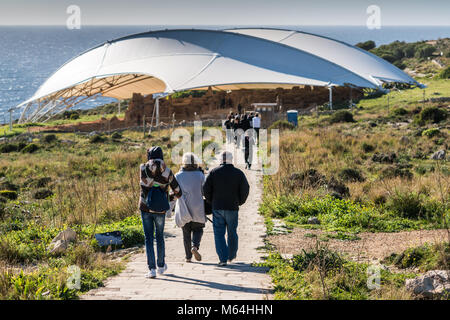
[139, 146, 182, 278]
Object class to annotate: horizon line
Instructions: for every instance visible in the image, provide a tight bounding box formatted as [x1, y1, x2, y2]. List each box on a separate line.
[1, 24, 450, 27]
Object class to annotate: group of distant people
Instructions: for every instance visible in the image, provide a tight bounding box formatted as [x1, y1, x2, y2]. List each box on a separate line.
[224, 109, 261, 169]
[139, 147, 249, 278]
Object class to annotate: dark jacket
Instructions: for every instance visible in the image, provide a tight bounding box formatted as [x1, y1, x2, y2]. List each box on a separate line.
[241, 117, 251, 132]
[203, 164, 250, 211]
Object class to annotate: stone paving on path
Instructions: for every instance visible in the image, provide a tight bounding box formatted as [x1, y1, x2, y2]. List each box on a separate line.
[82, 146, 273, 300]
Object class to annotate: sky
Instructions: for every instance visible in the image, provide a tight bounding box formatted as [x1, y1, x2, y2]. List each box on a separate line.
[0, 0, 449, 26]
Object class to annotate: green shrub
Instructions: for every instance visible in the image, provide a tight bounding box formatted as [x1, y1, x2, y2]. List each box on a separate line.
[416, 106, 447, 124]
[380, 165, 413, 180]
[380, 54, 396, 63]
[421, 128, 441, 138]
[69, 113, 79, 120]
[0, 190, 18, 200]
[268, 120, 295, 130]
[43, 134, 57, 143]
[361, 142, 375, 153]
[393, 61, 406, 69]
[0, 181, 19, 192]
[33, 188, 53, 200]
[356, 40, 376, 51]
[21, 143, 39, 154]
[292, 247, 343, 274]
[390, 107, 408, 116]
[338, 168, 365, 182]
[111, 132, 122, 140]
[383, 242, 449, 272]
[32, 177, 52, 188]
[329, 110, 354, 124]
[0, 143, 18, 153]
[414, 44, 435, 59]
[438, 66, 450, 79]
[89, 134, 107, 143]
[386, 191, 426, 219]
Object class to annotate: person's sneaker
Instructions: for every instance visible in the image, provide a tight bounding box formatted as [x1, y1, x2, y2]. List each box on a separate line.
[218, 261, 227, 266]
[191, 247, 202, 261]
[157, 263, 167, 275]
[186, 258, 192, 263]
[146, 269, 157, 279]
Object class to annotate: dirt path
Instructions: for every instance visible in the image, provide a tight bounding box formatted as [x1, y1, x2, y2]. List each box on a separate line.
[81, 145, 273, 300]
[269, 228, 449, 263]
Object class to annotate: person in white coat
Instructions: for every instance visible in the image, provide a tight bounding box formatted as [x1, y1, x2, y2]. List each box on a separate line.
[174, 153, 206, 262]
[252, 113, 261, 144]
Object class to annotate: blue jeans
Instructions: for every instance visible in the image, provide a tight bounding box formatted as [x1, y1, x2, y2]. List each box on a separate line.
[141, 211, 165, 270]
[212, 210, 239, 263]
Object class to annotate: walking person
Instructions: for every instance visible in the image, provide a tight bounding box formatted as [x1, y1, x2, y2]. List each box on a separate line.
[241, 114, 251, 133]
[139, 146, 182, 278]
[233, 116, 242, 148]
[174, 153, 206, 263]
[248, 112, 254, 128]
[224, 115, 233, 144]
[243, 131, 256, 170]
[252, 112, 261, 144]
[203, 151, 250, 266]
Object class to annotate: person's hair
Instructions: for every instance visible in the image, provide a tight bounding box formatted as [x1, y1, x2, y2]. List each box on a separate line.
[182, 152, 200, 166]
[220, 151, 233, 164]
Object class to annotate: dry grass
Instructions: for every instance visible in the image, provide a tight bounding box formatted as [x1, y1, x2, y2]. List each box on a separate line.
[266, 119, 449, 205]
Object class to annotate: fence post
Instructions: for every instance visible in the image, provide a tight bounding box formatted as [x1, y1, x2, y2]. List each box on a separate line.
[328, 86, 333, 110]
[9, 109, 13, 131]
[143, 115, 146, 138]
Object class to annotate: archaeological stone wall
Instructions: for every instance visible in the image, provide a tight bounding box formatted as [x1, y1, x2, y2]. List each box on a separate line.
[123, 86, 361, 126]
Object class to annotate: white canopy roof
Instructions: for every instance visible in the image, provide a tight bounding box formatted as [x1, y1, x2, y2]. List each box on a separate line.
[226, 28, 419, 87]
[14, 28, 420, 123]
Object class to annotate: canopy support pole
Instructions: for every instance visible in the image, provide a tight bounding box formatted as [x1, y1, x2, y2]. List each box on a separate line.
[328, 86, 333, 110]
[387, 93, 390, 114]
[422, 88, 426, 109]
[156, 97, 160, 129]
[149, 98, 157, 134]
[117, 99, 121, 116]
[349, 87, 353, 109]
[9, 109, 13, 131]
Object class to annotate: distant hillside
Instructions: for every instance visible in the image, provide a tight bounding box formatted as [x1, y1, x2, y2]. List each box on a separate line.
[356, 38, 450, 79]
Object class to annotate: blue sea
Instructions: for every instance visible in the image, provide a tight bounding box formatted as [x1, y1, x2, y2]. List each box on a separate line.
[1, 25, 449, 122]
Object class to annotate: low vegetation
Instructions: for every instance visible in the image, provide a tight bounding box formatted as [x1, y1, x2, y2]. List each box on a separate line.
[258, 245, 416, 300]
[260, 74, 449, 300]
[0, 126, 188, 299]
[382, 242, 449, 272]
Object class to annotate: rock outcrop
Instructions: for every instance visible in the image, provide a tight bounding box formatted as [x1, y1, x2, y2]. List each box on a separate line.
[47, 228, 77, 255]
[405, 270, 450, 299]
